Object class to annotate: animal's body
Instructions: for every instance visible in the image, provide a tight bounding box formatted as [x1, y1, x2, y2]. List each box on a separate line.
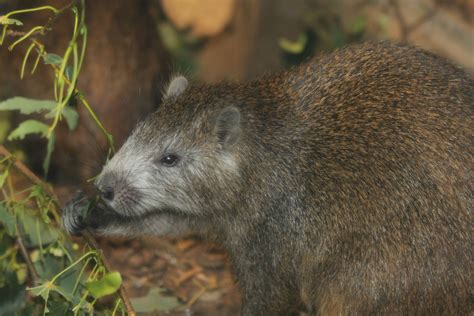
[63, 42, 473, 315]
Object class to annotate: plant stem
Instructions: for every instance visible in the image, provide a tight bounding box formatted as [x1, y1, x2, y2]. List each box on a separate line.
[17, 234, 40, 285]
[29, 39, 115, 152]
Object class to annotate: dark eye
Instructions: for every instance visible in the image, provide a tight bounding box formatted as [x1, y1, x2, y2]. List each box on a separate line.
[159, 154, 179, 167]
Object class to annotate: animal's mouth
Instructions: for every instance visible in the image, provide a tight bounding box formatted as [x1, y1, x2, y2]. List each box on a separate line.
[62, 189, 191, 236]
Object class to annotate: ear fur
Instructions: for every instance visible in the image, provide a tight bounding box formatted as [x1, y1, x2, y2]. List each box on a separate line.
[215, 106, 241, 148]
[164, 75, 189, 99]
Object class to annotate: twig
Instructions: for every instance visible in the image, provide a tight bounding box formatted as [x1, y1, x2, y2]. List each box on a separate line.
[0, 145, 135, 315]
[1, 178, 40, 286]
[389, 0, 408, 41]
[389, 0, 438, 42]
[17, 234, 40, 285]
[0, 146, 56, 198]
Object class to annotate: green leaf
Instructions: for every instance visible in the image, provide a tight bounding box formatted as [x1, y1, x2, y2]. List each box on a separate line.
[19, 209, 59, 247]
[43, 53, 63, 66]
[279, 34, 308, 54]
[86, 271, 122, 299]
[33, 254, 63, 280]
[0, 204, 16, 236]
[62, 107, 79, 130]
[351, 16, 366, 34]
[0, 16, 23, 26]
[158, 22, 182, 52]
[0, 97, 56, 115]
[131, 287, 182, 313]
[7, 119, 49, 141]
[46, 300, 72, 316]
[28, 282, 52, 301]
[0, 97, 79, 130]
[0, 272, 27, 315]
[28, 283, 51, 313]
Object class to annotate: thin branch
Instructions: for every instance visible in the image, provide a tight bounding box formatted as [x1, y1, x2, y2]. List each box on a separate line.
[389, 0, 408, 42]
[0, 146, 56, 198]
[17, 234, 40, 285]
[0, 145, 135, 315]
[389, 0, 438, 42]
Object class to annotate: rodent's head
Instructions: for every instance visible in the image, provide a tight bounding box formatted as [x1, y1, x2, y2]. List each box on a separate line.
[94, 76, 242, 219]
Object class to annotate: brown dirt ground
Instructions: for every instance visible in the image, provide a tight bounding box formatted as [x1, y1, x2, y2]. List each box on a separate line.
[99, 236, 241, 316]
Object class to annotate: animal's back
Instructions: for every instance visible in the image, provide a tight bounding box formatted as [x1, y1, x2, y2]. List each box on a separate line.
[263, 42, 474, 314]
[62, 41, 473, 315]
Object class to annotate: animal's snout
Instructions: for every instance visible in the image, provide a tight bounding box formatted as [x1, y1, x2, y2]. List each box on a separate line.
[95, 173, 116, 202]
[100, 186, 114, 201]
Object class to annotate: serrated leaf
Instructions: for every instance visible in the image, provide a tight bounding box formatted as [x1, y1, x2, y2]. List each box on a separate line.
[28, 282, 52, 301]
[42, 53, 63, 66]
[131, 287, 182, 313]
[54, 266, 83, 305]
[7, 120, 49, 141]
[19, 209, 59, 247]
[86, 272, 122, 299]
[0, 97, 79, 130]
[33, 254, 63, 280]
[0, 16, 23, 26]
[0, 97, 56, 115]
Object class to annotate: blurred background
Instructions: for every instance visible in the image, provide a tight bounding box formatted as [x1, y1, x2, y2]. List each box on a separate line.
[0, 0, 472, 314]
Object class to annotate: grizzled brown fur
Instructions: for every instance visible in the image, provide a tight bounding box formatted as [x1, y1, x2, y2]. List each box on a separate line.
[63, 42, 473, 315]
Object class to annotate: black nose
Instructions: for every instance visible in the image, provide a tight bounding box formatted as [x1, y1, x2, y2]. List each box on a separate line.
[101, 187, 114, 201]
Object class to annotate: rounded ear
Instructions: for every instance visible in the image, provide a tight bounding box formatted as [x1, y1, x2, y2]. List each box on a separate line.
[164, 75, 188, 99]
[215, 106, 241, 148]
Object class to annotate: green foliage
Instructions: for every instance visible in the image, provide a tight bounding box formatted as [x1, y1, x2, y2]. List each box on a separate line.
[0, 203, 16, 234]
[131, 287, 182, 313]
[157, 21, 199, 74]
[0, 1, 183, 314]
[0, 1, 128, 315]
[0, 0, 88, 175]
[86, 272, 122, 299]
[7, 120, 50, 140]
[280, 6, 370, 67]
[0, 176, 126, 314]
[42, 53, 64, 66]
[279, 34, 308, 54]
[0, 97, 80, 131]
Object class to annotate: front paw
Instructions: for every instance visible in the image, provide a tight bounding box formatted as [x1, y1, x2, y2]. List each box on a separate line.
[61, 190, 90, 235]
